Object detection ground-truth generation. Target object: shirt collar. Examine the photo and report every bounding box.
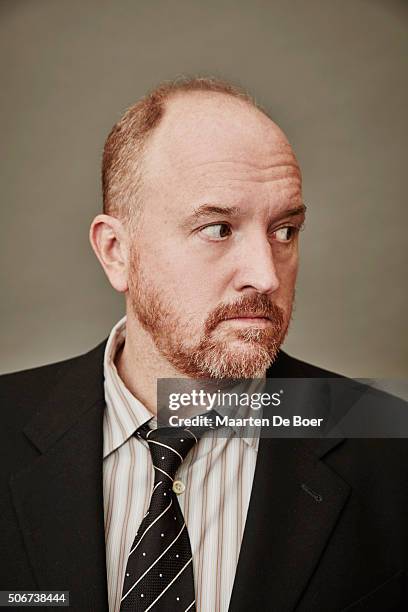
[103,316,154,458]
[103,316,259,458]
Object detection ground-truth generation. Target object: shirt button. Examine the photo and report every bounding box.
[172,480,185,495]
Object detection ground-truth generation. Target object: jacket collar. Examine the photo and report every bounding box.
[23,341,107,453]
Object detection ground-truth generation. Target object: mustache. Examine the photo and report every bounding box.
[205,294,285,334]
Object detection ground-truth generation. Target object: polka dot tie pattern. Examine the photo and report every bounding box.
[120,420,202,612]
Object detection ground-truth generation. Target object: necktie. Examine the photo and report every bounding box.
[120,418,210,612]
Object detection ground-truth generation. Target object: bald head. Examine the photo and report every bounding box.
[101,77,300,223]
[141,91,299,203]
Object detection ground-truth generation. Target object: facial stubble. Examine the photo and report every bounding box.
[128,250,291,378]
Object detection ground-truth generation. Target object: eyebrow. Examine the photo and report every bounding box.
[273,204,307,221]
[184,203,307,227]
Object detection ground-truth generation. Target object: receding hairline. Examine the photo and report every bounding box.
[151,88,281,133]
[146,89,289,152]
[101,77,280,221]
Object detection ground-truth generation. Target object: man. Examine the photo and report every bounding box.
[0,78,406,611]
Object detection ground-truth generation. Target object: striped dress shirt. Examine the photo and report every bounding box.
[103,317,259,612]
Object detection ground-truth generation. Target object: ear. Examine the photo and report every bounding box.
[89,214,129,292]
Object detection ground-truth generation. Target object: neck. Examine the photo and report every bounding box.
[115,313,189,415]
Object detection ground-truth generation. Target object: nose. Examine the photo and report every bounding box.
[232,234,280,295]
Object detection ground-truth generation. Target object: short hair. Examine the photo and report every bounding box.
[101,76,263,222]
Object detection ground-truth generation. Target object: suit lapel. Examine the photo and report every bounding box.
[229,352,350,612]
[228,436,350,612]
[9,342,109,612]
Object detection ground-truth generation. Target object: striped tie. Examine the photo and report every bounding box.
[120,419,208,612]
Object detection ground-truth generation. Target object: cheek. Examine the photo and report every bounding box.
[142,244,224,312]
[275,253,298,298]
[282,261,298,286]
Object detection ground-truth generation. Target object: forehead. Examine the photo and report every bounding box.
[140,92,301,205]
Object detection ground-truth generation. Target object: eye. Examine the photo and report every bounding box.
[199,223,231,240]
[272,226,298,243]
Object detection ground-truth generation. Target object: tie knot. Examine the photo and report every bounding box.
[136,422,198,481]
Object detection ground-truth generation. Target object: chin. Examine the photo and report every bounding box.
[196,342,277,380]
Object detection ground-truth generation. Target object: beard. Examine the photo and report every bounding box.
[128,252,291,379]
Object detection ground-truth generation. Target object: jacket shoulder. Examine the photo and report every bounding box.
[0,341,107,428]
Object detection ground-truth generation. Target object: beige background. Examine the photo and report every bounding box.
[0,0,406,377]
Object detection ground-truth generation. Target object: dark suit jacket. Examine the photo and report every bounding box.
[0,342,407,611]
